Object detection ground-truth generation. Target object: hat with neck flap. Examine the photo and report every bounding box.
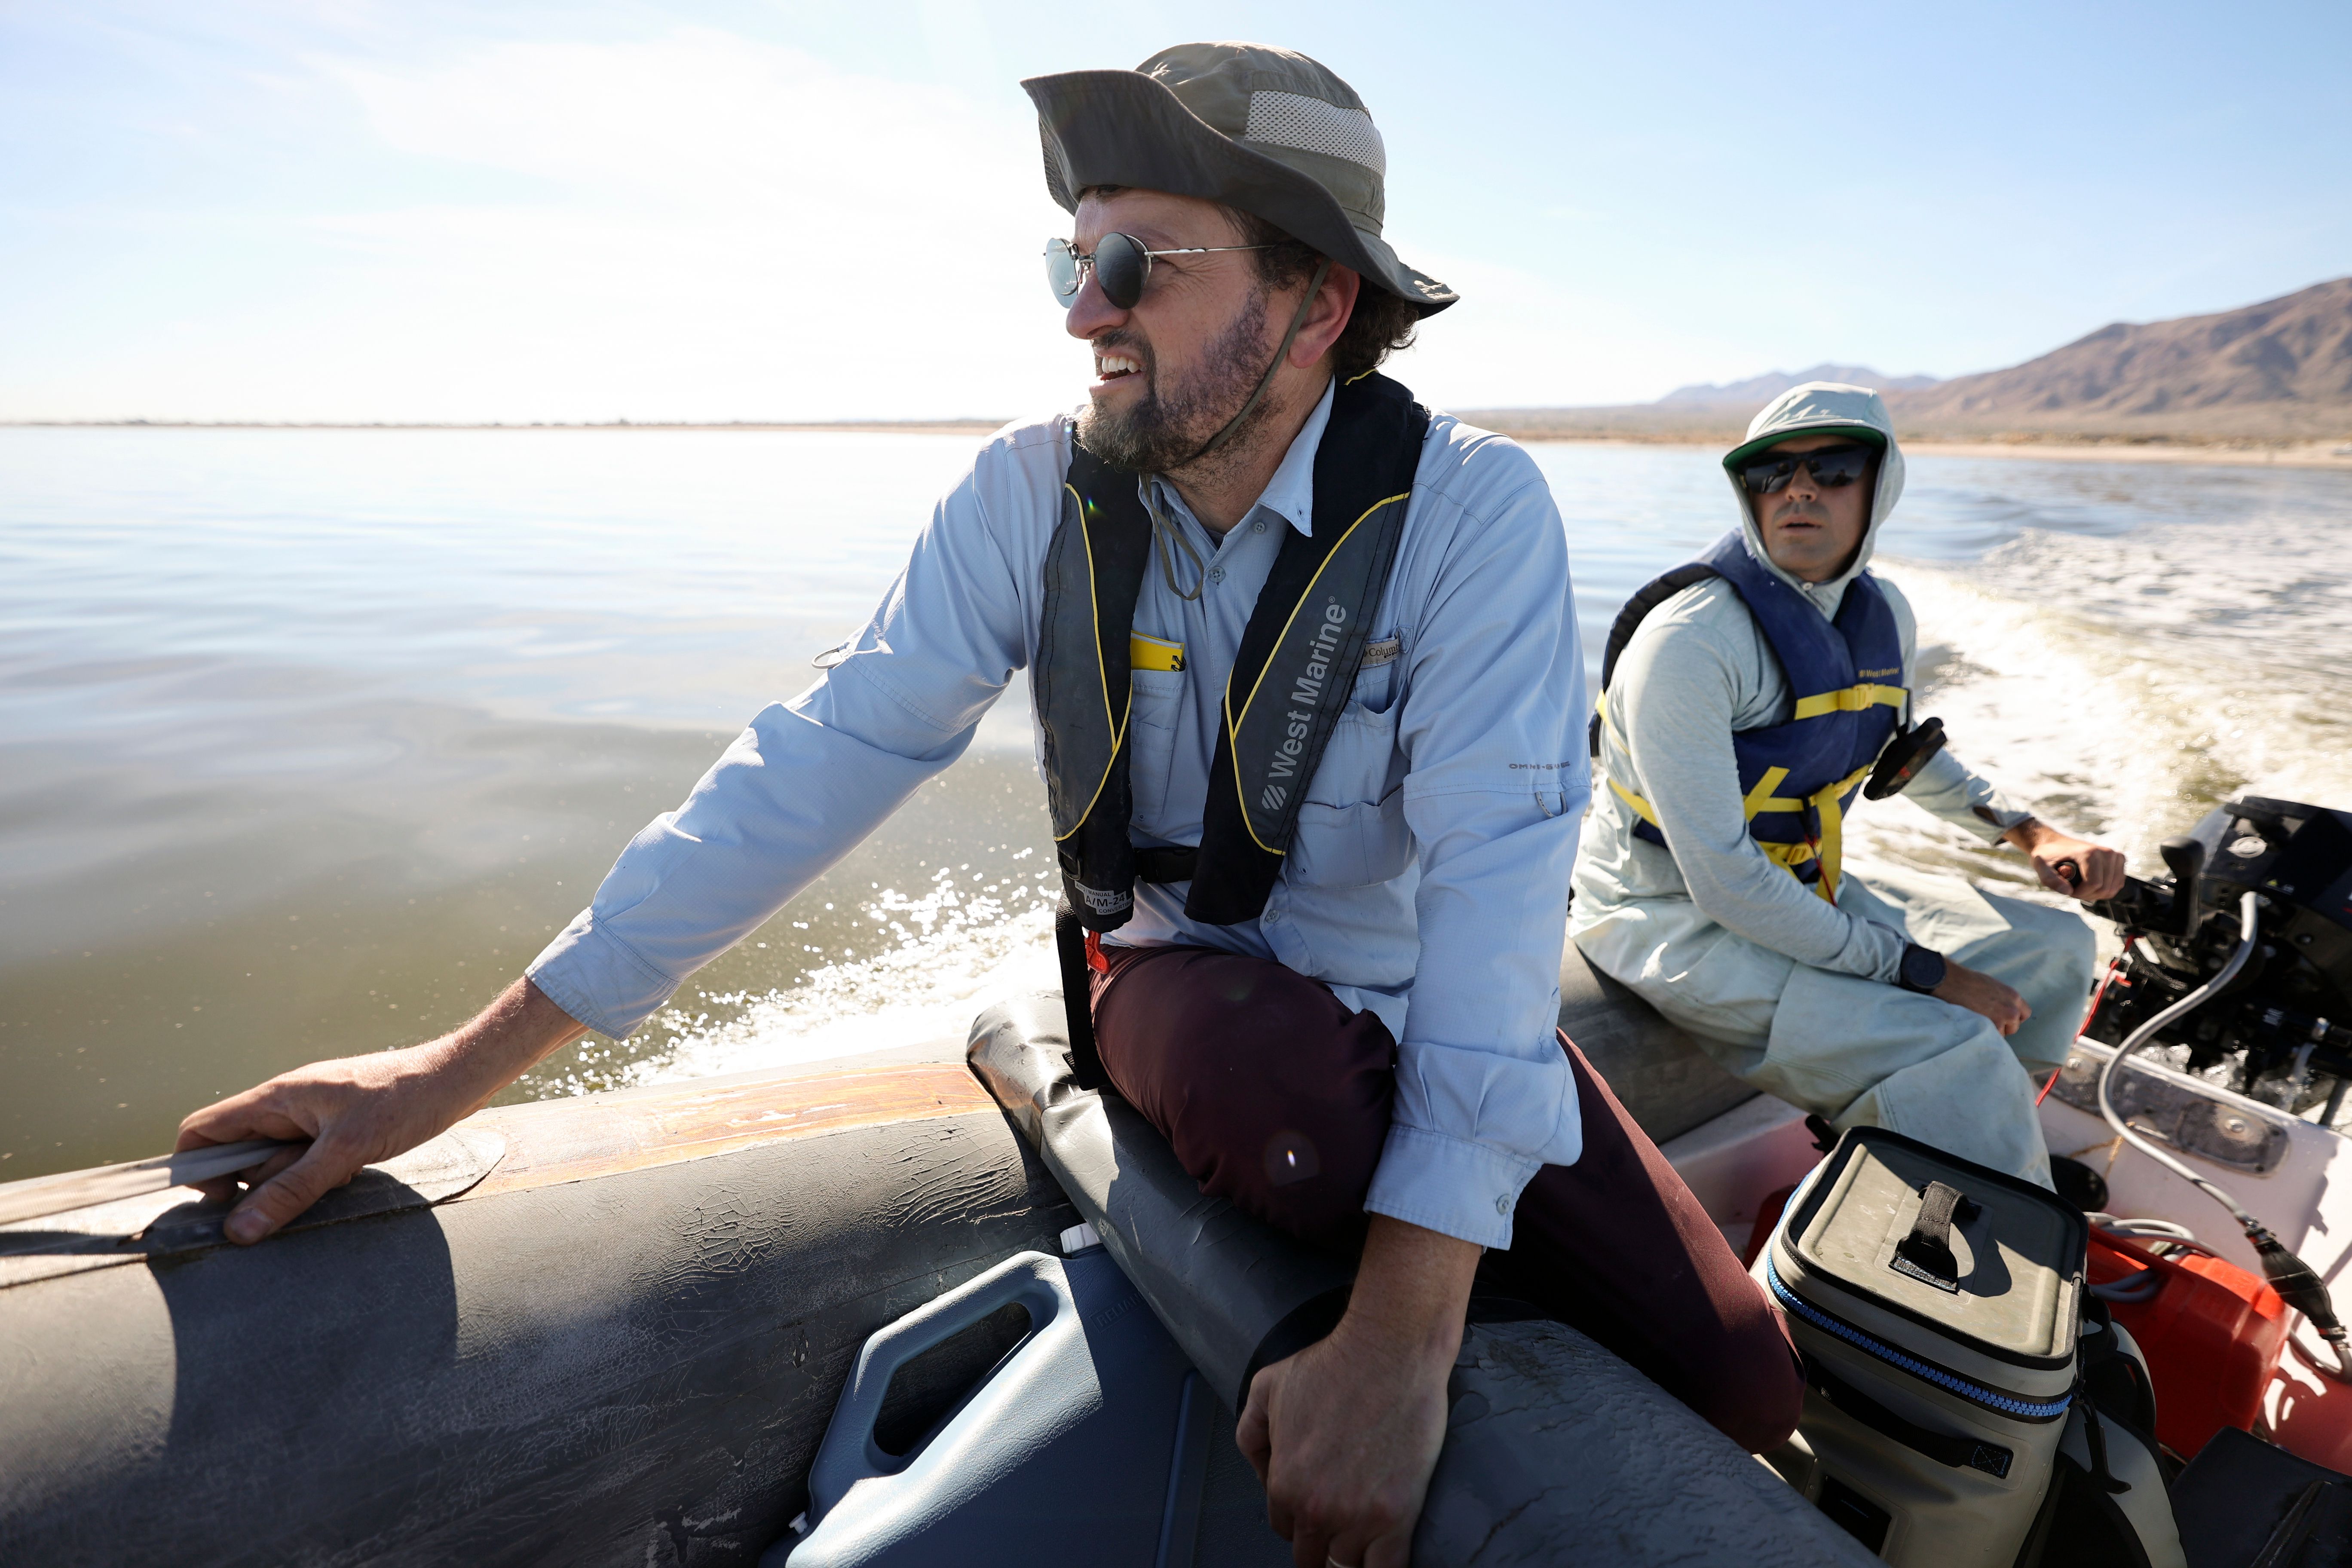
[1022,42,1456,316]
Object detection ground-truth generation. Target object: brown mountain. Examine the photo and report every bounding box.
[1885,276,2352,439]
[1660,364,1939,405]
[1465,276,2352,444]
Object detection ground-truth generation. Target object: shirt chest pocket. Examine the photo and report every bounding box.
[1289,660,1409,889]
[1125,667,1185,828]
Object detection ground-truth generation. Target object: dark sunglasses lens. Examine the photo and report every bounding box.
[1096,233,1148,309]
[1740,445,1872,493]
[1806,446,1871,487]
[1045,239,1081,305]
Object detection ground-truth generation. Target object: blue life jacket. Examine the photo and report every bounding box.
[1596,530,1906,903]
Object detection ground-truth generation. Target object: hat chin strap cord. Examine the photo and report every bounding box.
[1173,259,1332,472]
[2096,889,2352,1379]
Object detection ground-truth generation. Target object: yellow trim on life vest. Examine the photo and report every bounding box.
[1129,632,1185,673]
[1224,491,1411,856]
[1792,683,1907,721]
[1054,484,1133,844]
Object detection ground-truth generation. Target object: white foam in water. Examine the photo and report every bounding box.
[560,867,1060,1092]
[1878,520,2352,861]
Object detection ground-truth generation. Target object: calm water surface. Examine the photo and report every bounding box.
[5,427,2349,1176]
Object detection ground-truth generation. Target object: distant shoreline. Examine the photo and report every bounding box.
[0,418,1011,435]
[7,419,2348,471]
[1497,432,2352,472]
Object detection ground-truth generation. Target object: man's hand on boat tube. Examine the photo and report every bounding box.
[175,977,586,1243]
[1238,1215,1481,1568]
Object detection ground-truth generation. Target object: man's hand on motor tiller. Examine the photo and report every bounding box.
[1238,1214,1482,1568]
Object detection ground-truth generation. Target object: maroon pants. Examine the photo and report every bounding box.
[1092,942,1803,1453]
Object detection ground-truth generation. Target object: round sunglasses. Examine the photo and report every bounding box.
[1736,443,1874,495]
[1044,233,1274,311]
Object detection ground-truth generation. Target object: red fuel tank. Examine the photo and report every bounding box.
[2089,1228,2289,1459]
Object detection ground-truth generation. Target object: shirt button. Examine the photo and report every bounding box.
[1263,909,1283,925]
[1496,1194,1511,1216]
[1209,566,1225,584]
[1251,520,1266,533]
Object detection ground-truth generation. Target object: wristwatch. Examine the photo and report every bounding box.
[1896,943,1949,995]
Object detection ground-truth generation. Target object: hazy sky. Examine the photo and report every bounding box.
[6,0,2347,423]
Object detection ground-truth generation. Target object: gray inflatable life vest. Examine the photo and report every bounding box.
[1036,371,1429,931]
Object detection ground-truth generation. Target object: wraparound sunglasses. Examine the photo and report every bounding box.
[1044,233,1275,311]
[1736,443,1874,495]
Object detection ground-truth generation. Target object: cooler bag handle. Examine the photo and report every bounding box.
[1804,1354,2015,1480]
[1893,1180,1980,1291]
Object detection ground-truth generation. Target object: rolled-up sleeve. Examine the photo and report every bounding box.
[1365,452,1590,1250]
[528,439,1042,1037]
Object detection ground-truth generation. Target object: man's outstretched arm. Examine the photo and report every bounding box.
[175,977,586,1244]
[169,432,1051,1240]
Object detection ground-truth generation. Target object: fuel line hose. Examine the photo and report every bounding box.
[2095,889,2352,1379]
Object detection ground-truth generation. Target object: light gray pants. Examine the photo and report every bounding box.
[1586,868,2097,1188]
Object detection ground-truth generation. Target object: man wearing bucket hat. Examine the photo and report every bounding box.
[178,43,1803,1561]
[1571,383,2126,1191]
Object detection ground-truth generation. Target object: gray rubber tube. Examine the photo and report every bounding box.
[966,993,1876,1567]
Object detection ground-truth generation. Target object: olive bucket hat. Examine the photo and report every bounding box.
[1023,42,1457,316]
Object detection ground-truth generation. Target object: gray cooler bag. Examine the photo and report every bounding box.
[1755,1128,2085,1567]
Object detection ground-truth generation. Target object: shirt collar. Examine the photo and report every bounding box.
[1255,377,1334,539]
[1139,377,1332,540]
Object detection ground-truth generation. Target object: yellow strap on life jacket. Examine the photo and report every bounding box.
[1742,766,1801,818]
[1607,774,1661,827]
[1600,687,1882,903]
[1806,762,1877,903]
[1613,763,1874,904]
[1792,683,1907,721]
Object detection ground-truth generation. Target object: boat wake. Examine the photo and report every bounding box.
[1861,514,2352,900]
[551,861,1060,1094]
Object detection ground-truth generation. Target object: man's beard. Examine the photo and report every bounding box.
[1075,292,1275,476]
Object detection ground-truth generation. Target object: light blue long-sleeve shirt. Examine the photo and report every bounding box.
[528,380,1592,1249]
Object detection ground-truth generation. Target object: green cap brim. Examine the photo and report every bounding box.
[1721,423,1888,475]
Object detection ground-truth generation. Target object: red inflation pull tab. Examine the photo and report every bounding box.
[1084,930,1108,974]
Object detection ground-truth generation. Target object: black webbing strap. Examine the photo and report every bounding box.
[1804,1354,2014,1479]
[1054,897,1106,1091]
[1586,562,1722,757]
[1891,1180,1979,1292]
[1133,845,1198,885]
[1053,854,1193,1090]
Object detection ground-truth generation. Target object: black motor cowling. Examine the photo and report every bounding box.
[2082,796,2352,1108]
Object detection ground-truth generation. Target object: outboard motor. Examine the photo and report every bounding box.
[2078,795,2352,1379]
[2081,796,2352,1109]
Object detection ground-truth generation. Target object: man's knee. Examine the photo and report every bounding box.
[1090,946,1394,1244]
